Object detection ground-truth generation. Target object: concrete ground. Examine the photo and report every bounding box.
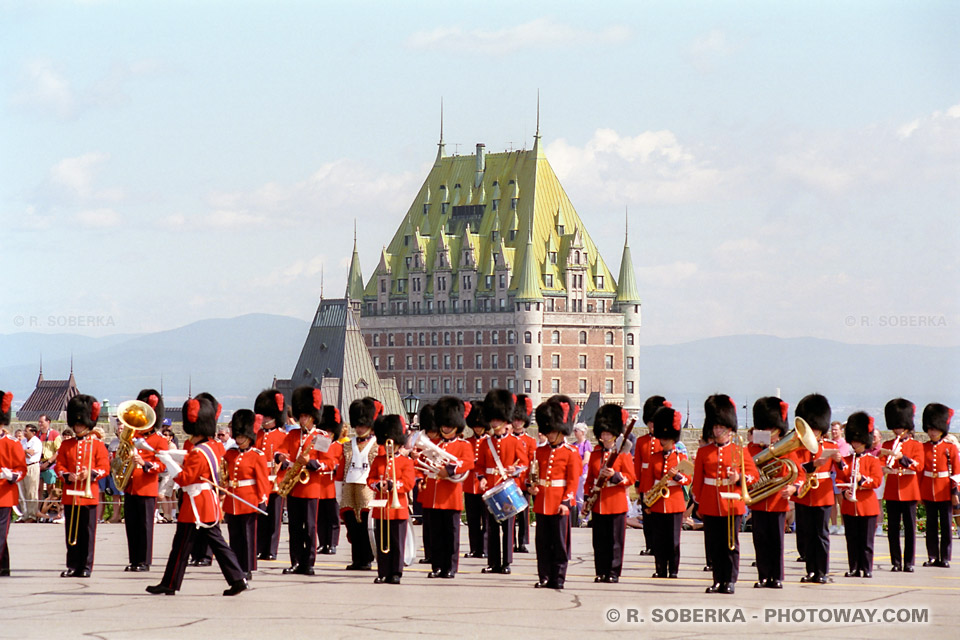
[2,520,958,639]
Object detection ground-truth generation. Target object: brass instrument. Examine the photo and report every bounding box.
[841,454,861,503]
[277,428,318,498]
[745,416,819,506]
[719,435,751,551]
[407,431,460,477]
[111,400,157,492]
[377,440,402,554]
[644,459,694,507]
[66,438,95,547]
[883,434,903,470]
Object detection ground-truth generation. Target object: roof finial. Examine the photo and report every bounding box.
[321,264,325,299]
[535,90,540,141]
[353,219,357,246]
[440,97,444,144]
[39,353,43,376]
[625,205,629,246]
[160,373,164,396]
[188,375,192,399]
[70,353,74,375]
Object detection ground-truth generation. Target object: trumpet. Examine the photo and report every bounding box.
[841,454,861,503]
[377,440,402,554]
[883,434,903,470]
[66,438,94,547]
[407,431,460,478]
[111,400,157,492]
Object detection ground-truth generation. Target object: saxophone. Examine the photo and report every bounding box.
[643,458,694,507]
[277,428,318,498]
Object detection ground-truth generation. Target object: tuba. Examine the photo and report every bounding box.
[111,400,157,492]
[745,416,819,506]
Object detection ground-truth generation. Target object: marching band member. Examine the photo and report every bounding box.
[530,395,581,590]
[223,410,271,579]
[692,394,759,595]
[122,389,169,573]
[414,404,437,565]
[792,394,837,584]
[0,390,27,577]
[583,404,636,583]
[275,386,328,576]
[316,405,344,556]
[477,390,527,575]
[56,395,109,578]
[832,412,882,578]
[462,400,489,559]
[919,403,959,568]
[147,393,247,596]
[634,396,669,556]
[646,405,690,579]
[339,396,383,571]
[368,414,415,584]
[254,388,287,561]
[187,392,222,568]
[419,396,474,579]
[880,398,923,572]
[746,397,803,589]
[512,394,537,553]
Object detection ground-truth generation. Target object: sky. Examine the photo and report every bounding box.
[2,0,958,348]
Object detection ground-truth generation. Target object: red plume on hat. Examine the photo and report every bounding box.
[570,403,580,423]
[524,396,533,415]
[187,399,200,423]
[254,414,263,431]
[91,401,101,422]
[559,402,570,424]
[146,394,159,409]
[663,401,672,409]
[216,404,222,421]
[275,393,284,412]
[399,414,408,432]
[673,411,682,431]
[373,400,384,419]
[948,408,955,426]
[333,407,342,424]
[1,392,12,414]
[463,401,472,419]
[512,393,517,405]
[780,401,789,422]
[312,389,323,410]
[621,408,630,426]
[729,397,736,409]
[868,416,875,432]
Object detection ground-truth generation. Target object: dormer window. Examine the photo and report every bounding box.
[405,256,411,268]
[404,235,410,246]
[511,198,517,210]
[492,199,499,211]
[509,229,516,241]
[558,224,565,235]
[423,203,429,215]
[442,202,449,214]
[595,275,604,288]
[492,230,499,242]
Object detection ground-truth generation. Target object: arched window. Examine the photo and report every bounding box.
[627,333,635,346]
[524,331,532,344]
[605,331,614,345]
[552,330,560,344]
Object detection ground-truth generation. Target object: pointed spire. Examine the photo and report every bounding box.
[615,208,642,305]
[37,354,44,385]
[320,264,325,299]
[533,90,544,159]
[513,209,543,302]
[435,98,445,166]
[160,374,164,396]
[188,376,192,399]
[346,225,365,301]
[70,353,74,375]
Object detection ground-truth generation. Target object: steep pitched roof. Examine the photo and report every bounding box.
[615,223,642,305]
[346,236,365,300]
[17,371,80,421]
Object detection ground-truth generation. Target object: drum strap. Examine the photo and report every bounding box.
[487,438,508,483]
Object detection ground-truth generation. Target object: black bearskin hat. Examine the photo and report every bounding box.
[845,411,875,447]
[292,386,323,425]
[374,414,406,445]
[884,398,915,433]
[434,396,467,435]
[593,403,629,440]
[546,394,579,432]
[642,395,669,425]
[465,400,486,434]
[704,394,738,432]
[254,388,285,426]
[922,403,954,436]
[67,394,101,429]
[796,394,831,433]
[0,389,12,427]
[320,405,344,440]
[652,406,683,442]
[536,398,574,437]
[513,394,533,426]
[349,396,381,431]
[419,403,436,434]
[482,389,516,426]
[230,409,257,442]
[753,396,789,436]
[183,393,219,437]
[136,388,164,432]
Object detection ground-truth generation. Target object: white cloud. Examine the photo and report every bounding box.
[49,152,123,202]
[76,208,121,227]
[10,59,75,117]
[688,29,739,73]
[406,18,629,55]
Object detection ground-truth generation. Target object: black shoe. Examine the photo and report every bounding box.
[282,565,301,574]
[844,570,861,577]
[595,576,604,582]
[345,563,372,571]
[223,579,248,596]
[189,558,212,567]
[651,572,665,579]
[258,553,277,561]
[753,581,765,588]
[904,565,915,572]
[124,564,137,572]
[638,549,653,556]
[318,545,336,555]
[515,546,529,553]
[668,573,678,579]
[0,569,10,577]
[126,563,149,572]
[862,571,872,578]
[534,580,548,588]
[604,575,619,583]
[245,572,253,581]
[703,564,713,572]
[923,560,936,567]
[937,561,951,568]
[440,571,455,579]
[374,577,386,584]
[481,566,500,574]
[814,575,830,584]
[386,575,401,584]
[60,569,90,578]
[420,558,433,564]
[145,584,176,595]
[766,579,783,589]
[891,563,902,572]
[800,574,814,583]
[500,566,511,575]
[427,570,440,578]
[295,567,315,576]
[705,583,720,593]
[751,561,757,567]
[718,583,735,594]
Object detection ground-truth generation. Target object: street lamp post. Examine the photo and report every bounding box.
[402,391,421,428]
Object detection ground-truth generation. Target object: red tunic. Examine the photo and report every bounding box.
[418,437,473,510]
[223,447,272,515]
[279,428,342,499]
[55,436,109,507]
[175,441,223,524]
[746,443,805,513]
[691,441,759,517]
[881,436,923,502]
[368,454,415,521]
[791,439,839,507]
[835,453,883,517]
[0,435,27,507]
[123,431,170,497]
[644,448,691,514]
[475,433,528,490]
[583,448,636,515]
[515,432,537,487]
[919,439,960,502]
[634,432,663,493]
[463,435,487,495]
[532,443,582,516]
[255,427,288,494]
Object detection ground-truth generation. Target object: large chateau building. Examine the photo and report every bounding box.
[347,127,643,410]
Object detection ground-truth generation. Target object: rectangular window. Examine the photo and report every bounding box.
[626,356,634,370]
[545,274,553,287]
[551,379,560,393]
[579,355,587,369]
[491,354,499,369]
[406,355,413,369]
[431,355,438,370]
[524,379,532,393]
[475,378,483,393]
[443,379,451,393]
[605,355,614,369]
[418,379,425,393]
[475,331,483,345]
[490,378,498,389]
[373,356,380,369]
[387,355,395,371]
[551,354,560,368]
[443,354,451,370]
[524,355,532,369]
[507,354,515,369]
[418,355,425,370]
[456,354,463,370]
[388,334,395,346]
[507,378,515,391]
[475,354,483,368]
[626,381,634,395]
[605,379,614,394]
[431,379,438,393]
[456,379,464,393]
[579,379,587,394]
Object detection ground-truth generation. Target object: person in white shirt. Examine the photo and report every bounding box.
[19,425,42,521]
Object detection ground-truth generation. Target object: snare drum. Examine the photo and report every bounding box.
[482,480,528,522]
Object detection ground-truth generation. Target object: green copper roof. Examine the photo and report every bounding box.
[346,238,365,300]
[615,233,642,305]
[513,216,543,302]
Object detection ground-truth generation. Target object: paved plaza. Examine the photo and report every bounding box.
[2,521,958,639]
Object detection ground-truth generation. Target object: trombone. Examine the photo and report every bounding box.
[66,438,94,547]
[377,439,402,554]
[719,434,750,551]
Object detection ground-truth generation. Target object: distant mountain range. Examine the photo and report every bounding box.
[2,315,957,425]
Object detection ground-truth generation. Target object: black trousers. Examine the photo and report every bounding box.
[158,522,245,590]
[343,509,374,566]
[0,506,12,573]
[886,499,917,567]
[316,498,339,548]
[794,503,807,560]
[123,494,156,567]
[535,512,572,587]
[374,519,406,580]
[515,491,532,547]
[640,503,653,552]
[646,511,681,576]
[427,508,461,574]
[420,506,434,562]
[226,513,258,574]
[286,496,318,570]
[751,510,785,582]
[257,493,283,558]
[591,512,626,578]
[795,504,831,577]
[703,514,740,585]
[924,500,953,563]
[464,493,487,556]
[485,510,515,569]
[842,514,876,573]
[64,504,97,573]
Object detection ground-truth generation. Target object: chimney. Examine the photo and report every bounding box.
[475,143,485,188]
